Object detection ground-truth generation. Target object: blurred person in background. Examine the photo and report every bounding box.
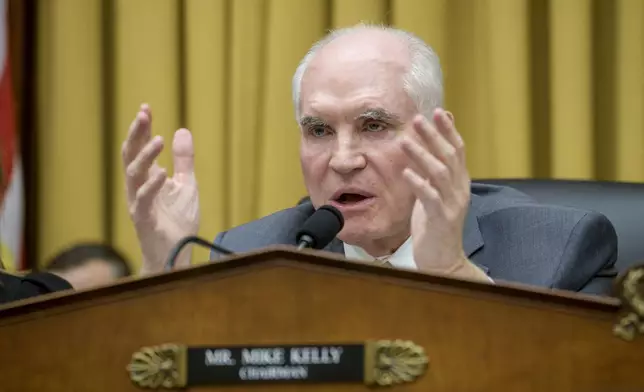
[45,242,132,290]
[0,242,131,305]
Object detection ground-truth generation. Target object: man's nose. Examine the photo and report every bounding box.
[329,136,366,175]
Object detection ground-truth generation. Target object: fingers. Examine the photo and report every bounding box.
[125,136,164,202]
[412,115,457,171]
[141,103,152,121]
[172,128,195,179]
[402,168,442,214]
[433,109,465,162]
[122,104,152,166]
[402,109,469,204]
[131,168,167,221]
[401,136,454,202]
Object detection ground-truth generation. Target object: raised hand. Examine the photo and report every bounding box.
[122,104,200,274]
[401,108,488,281]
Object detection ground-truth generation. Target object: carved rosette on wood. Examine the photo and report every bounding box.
[364,339,430,386]
[127,344,187,388]
[613,264,644,341]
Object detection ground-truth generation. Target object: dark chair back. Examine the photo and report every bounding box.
[477,179,644,273]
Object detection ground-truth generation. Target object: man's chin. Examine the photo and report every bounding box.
[337,225,379,247]
[337,214,411,251]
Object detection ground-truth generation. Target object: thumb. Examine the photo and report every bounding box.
[172,128,195,178]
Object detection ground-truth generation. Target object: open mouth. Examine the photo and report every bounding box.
[335,193,370,204]
[331,191,375,208]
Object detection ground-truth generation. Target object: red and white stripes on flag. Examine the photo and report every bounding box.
[0,0,24,272]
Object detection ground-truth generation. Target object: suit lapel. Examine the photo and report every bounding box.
[463,204,484,256]
[463,194,487,272]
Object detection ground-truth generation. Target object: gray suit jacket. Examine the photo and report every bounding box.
[214,183,618,295]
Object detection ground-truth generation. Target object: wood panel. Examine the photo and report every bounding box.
[0,248,642,391]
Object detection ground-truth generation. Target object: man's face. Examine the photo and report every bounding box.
[298,33,419,254]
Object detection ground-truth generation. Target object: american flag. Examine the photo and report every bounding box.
[0,0,24,272]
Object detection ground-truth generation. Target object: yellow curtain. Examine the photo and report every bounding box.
[34,0,644,270]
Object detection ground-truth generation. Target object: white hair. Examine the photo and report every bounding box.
[292,24,444,121]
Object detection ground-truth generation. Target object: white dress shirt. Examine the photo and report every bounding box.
[343,237,418,271]
[343,236,493,282]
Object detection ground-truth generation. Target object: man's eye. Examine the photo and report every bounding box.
[364,122,386,132]
[309,127,329,137]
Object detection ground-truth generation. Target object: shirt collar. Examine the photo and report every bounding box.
[343,237,417,271]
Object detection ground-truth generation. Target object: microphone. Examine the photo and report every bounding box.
[165,235,234,271]
[164,205,343,270]
[296,205,344,250]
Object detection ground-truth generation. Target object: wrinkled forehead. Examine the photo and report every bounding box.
[299,36,415,121]
[300,59,413,121]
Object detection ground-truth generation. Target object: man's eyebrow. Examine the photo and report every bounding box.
[300,116,327,128]
[356,108,402,124]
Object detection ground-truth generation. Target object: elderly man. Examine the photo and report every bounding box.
[121,25,617,294]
